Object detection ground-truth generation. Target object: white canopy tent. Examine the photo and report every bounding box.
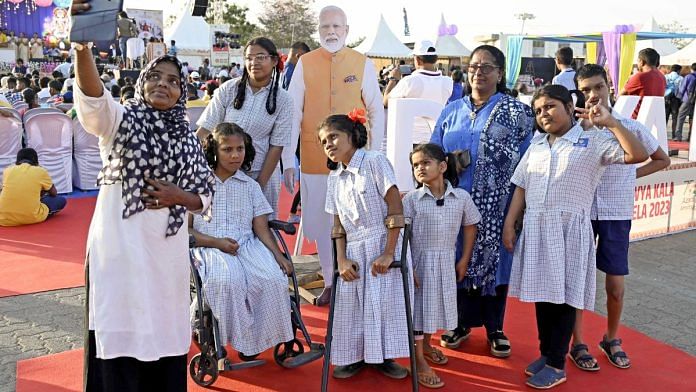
[164,0,211,67]
[354,14,412,59]
[661,38,696,65]
[634,17,679,56]
[434,15,471,58]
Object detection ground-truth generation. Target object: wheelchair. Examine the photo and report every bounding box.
[189,219,325,387]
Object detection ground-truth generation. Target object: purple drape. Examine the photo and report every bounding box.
[2,3,56,37]
[602,32,621,97]
[596,42,606,66]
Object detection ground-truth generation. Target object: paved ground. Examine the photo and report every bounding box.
[1,230,695,391]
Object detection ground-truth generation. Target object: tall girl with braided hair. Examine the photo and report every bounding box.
[196,37,292,219]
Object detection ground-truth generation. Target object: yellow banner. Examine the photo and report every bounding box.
[586,42,597,64]
[619,33,637,91]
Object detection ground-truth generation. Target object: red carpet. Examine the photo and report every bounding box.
[668,140,689,151]
[276,186,317,256]
[16,299,696,392]
[0,197,94,297]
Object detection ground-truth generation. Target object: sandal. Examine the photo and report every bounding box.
[599,336,631,369]
[424,347,448,365]
[440,327,471,349]
[526,366,566,389]
[488,331,511,358]
[417,370,445,389]
[568,343,600,371]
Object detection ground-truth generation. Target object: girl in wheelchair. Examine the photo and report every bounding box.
[189,122,294,358]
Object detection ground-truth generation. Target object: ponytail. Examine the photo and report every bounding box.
[410,143,459,188]
[443,152,460,188]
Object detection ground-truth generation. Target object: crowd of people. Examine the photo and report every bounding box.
[1,1,690,391]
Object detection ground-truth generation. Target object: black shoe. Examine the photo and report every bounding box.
[374,359,408,379]
[315,286,332,306]
[440,327,471,349]
[488,330,511,358]
[332,360,365,379]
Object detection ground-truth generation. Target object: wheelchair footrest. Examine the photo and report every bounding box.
[221,358,266,371]
[278,343,325,369]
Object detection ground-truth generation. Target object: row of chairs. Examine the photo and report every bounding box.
[0,107,100,193]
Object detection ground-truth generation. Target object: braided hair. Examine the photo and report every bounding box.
[203,122,256,172]
[233,37,282,115]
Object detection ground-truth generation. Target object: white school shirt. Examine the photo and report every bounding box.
[552,68,576,91]
[197,77,293,172]
[387,69,453,144]
[591,112,660,220]
[280,54,386,171]
[74,85,212,361]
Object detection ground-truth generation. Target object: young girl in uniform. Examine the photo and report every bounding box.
[502,85,648,389]
[189,122,294,360]
[320,109,412,381]
[403,143,480,389]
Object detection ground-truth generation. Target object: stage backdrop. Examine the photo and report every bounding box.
[127,9,164,41]
[1,2,56,37]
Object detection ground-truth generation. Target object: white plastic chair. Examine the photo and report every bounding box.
[187,106,206,131]
[0,114,23,186]
[23,107,64,123]
[72,118,102,190]
[23,112,73,193]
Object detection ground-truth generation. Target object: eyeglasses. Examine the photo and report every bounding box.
[145,72,180,88]
[468,63,500,75]
[244,54,274,63]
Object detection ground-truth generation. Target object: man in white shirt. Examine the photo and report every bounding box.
[383,40,453,145]
[54,59,72,79]
[280,5,384,308]
[552,46,576,91]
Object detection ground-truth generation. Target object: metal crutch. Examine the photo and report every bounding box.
[321,222,418,392]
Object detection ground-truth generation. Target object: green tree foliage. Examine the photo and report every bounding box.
[257,0,318,50]
[205,3,259,45]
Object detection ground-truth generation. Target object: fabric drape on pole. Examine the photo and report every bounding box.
[586,42,597,64]
[603,31,622,98]
[596,42,607,66]
[505,36,524,90]
[619,33,637,92]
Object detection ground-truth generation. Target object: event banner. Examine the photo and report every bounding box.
[631,163,696,240]
[127,8,164,41]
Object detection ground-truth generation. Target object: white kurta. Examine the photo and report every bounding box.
[75,86,211,361]
[325,149,413,366]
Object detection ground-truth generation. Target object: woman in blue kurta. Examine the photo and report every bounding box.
[431,45,535,358]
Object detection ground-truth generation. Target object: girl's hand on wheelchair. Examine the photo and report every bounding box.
[216,238,239,255]
[276,255,294,276]
[338,257,359,282]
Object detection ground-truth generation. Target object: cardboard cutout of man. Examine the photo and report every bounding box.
[281,5,385,305]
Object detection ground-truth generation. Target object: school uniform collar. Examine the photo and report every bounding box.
[216,170,251,184]
[533,123,584,145]
[412,69,442,77]
[333,148,366,176]
[416,181,458,200]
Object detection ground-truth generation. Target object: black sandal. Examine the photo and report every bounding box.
[599,336,631,369]
[440,327,471,349]
[569,343,600,371]
[488,331,511,358]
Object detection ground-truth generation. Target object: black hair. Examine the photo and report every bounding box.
[670,64,682,73]
[691,62,696,72]
[451,69,463,83]
[318,114,368,170]
[15,58,23,64]
[291,41,310,52]
[171,40,176,45]
[48,79,62,91]
[16,148,38,166]
[204,122,255,172]
[531,85,581,133]
[110,84,121,98]
[555,46,573,66]
[22,88,37,106]
[638,48,660,67]
[186,83,198,97]
[470,45,507,93]
[234,37,281,115]
[39,76,50,88]
[118,11,128,18]
[205,81,218,97]
[575,63,608,85]
[410,143,459,188]
[51,70,62,79]
[17,77,30,87]
[7,76,16,86]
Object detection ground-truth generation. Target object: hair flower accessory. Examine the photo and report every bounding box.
[347,108,367,124]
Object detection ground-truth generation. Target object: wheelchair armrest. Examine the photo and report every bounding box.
[269,220,297,235]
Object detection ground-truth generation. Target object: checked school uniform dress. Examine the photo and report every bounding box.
[325,149,414,366]
[403,182,481,334]
[509,124,626,310]
[192,171,293,355]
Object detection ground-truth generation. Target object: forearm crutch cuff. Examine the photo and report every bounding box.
[331,224,346,239]
[384,214,406,229]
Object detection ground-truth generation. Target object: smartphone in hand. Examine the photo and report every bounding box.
[70,0,124,42]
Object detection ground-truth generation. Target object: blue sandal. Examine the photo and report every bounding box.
[526,366,566,389]
[524,356,547,376]
[599,336,631,369]
[569,343,600,371]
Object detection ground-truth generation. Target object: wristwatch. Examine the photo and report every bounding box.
[388,77,399,81]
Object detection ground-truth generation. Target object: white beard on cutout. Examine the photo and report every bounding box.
[321,38,345,54]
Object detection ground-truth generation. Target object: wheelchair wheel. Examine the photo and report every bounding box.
[238,352,260,361]
[189,352,218,387]
[273,338,304,367]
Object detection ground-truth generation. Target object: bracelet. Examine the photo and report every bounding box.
[384,214,405,229]
[74,42,93,51]
[388,77,399,82]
